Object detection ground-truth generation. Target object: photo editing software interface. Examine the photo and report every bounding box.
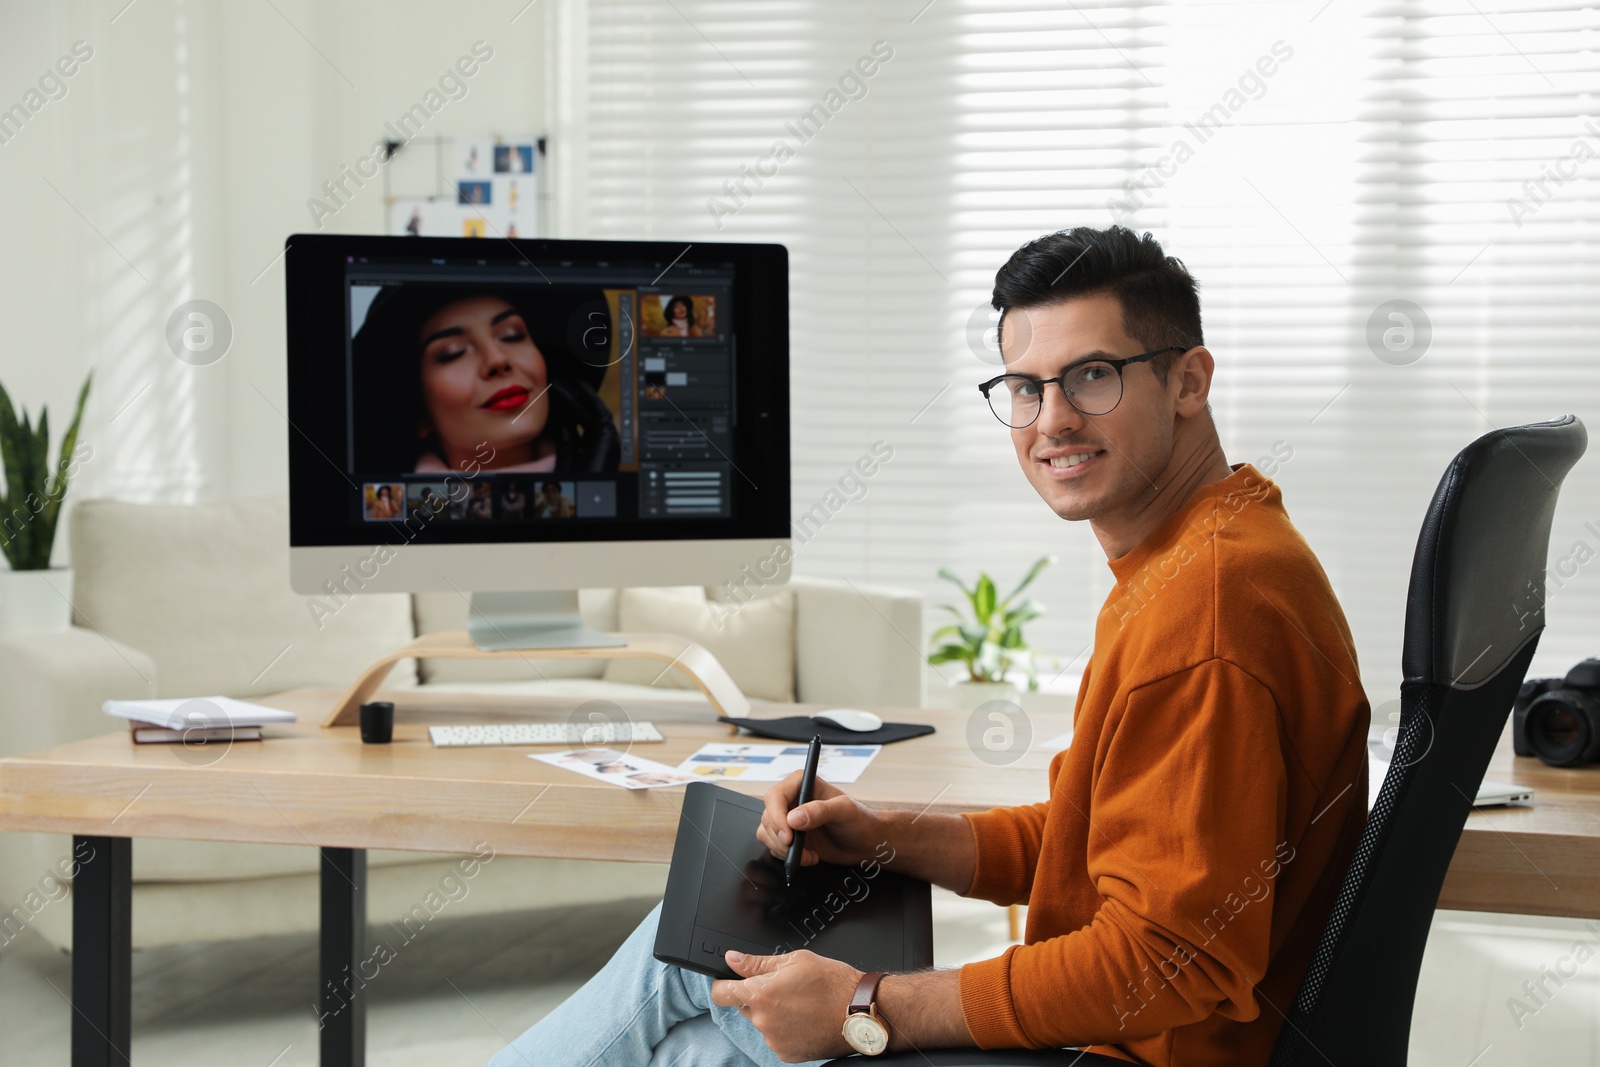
[343,254,738,531]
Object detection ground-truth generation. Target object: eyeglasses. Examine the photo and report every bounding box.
[978,346,1189,428]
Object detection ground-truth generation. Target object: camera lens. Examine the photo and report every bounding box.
[1526,690,1600,767]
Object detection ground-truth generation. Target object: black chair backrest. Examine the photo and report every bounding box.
[1269,415,1587,1067]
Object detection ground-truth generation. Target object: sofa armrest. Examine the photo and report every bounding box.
[791,578,924,708]
[0,626,157,757]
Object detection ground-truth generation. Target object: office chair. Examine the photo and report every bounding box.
[832,416,1586,1067]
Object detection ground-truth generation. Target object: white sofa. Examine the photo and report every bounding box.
[0,497,923,952]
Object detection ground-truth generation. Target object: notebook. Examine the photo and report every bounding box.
[103,696,298,731]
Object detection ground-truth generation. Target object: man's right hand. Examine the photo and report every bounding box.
[755,769,979,893]
[756,771,885,869]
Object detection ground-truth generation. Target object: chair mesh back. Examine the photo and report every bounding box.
[1269,416,1585,1067]
[1277,684,1439,1022]
[1269,661,1534,1067]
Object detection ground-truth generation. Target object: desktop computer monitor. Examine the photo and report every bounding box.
[284,234,791,649]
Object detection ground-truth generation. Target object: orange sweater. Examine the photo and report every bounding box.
[957,464,1370,1066]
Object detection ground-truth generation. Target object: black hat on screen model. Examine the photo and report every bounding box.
[350,283,620,476]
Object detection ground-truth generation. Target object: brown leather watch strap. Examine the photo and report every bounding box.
[849,971,887,1015]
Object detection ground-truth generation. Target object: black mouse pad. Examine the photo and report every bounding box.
[654,782,933,979]
[717,715,935,746]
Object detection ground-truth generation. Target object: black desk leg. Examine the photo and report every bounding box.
[71,835,131,1067]
[319,847,367,1067]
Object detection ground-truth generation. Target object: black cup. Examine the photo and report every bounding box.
[359,701,395,744]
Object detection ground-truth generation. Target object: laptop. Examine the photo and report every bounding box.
[1366,736,1533,809]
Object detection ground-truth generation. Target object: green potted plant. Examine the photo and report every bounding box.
[0,373,92,634]
[928,554,1055,706]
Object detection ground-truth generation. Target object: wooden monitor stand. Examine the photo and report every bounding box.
[322,630,752,727]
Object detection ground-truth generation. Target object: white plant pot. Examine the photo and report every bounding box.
[0,567,74,635]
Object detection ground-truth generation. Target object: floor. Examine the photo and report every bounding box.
[1,894,1596,1065]
[1409,910,1600,1065]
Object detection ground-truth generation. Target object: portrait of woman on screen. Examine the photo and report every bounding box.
[352,284,621,476]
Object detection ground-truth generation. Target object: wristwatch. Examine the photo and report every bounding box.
[841,971,891,1056]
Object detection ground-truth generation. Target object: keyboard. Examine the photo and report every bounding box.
[428,722,665,747]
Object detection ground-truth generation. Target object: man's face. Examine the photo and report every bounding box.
[1000,292,1178,522]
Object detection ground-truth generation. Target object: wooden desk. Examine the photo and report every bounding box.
[1439,729,1600,920]
[6,690,1600,1065]
[0,689,1061,861]
[0,689,1063,1067]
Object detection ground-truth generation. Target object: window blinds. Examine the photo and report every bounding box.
[565,0,1600,702]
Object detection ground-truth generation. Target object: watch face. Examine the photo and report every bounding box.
[842,1012,889,1056]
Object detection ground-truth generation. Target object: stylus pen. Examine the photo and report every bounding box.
[785,735,823,888]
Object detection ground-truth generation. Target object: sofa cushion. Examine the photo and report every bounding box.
[601,585,795,702]
[70,497,417,698]
[790,577,925,707]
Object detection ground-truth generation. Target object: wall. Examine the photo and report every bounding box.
[0,0,548,562]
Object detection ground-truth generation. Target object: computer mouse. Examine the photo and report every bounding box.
[811,708,883,732]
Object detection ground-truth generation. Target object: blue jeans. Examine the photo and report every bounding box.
[488,902,833,1067]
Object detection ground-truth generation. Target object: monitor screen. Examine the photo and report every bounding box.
[284,235,789,561]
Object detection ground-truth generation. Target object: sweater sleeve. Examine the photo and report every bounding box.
[957,659,1289,1049]
[960,800,1051,905]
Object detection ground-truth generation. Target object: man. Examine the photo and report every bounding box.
[490,225,1369,1067]
[538,479,575,519]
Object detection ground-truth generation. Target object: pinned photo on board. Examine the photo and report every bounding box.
[494,144,535,174]
[389,198,461,238]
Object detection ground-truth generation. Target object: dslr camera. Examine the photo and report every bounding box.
[1514,658,1600,767]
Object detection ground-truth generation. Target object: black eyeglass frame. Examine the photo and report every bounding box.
[978,345,1190,427]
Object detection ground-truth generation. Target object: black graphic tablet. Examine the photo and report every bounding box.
[653,782,933,980]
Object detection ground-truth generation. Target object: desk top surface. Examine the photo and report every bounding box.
[0,689,1067,863]
[5,689,1600,917]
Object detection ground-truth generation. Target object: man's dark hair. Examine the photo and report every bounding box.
[992,225,1203,382]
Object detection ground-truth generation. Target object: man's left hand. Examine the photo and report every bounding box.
[710,948,859,1062]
